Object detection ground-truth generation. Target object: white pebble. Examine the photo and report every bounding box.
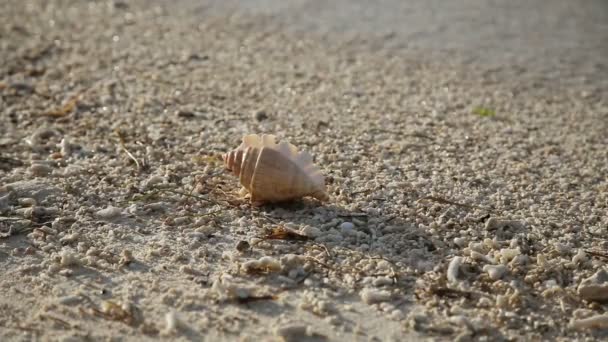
[483,264,507,280]
[340,221,355,235]
[57,295,82,305]
[571,314,608,330]
[578,269,608,301]
[447,256,463,283]
[299,225,321,238]
[163,310,186,334]
[60,251,81,267]
[572,250,587,264]
[59,138,72,156]
[274,324,312,341]
[360,288,391,304]
[497,248,521,263]
[453,237,467,247]
[143,175,165,190]
[95,206,123,219]
[30,163,52,176]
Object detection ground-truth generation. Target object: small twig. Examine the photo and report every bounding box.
[319,244,332,258]
[15,325,40,333]
[114,129,142,170]
[585,250,608,260]
[306,256,332,270]
[234,294,277,304]
[0,216,26,222]
[40,314,72,329]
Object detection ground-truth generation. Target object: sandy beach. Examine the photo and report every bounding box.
[1,1,607,341]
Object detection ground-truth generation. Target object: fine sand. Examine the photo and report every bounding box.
[1,1,607,341]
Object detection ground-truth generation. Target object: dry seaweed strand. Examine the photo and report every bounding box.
[39,314,72,329]
[90,301,139,326]
[585,250,608,260]
[234,294,278,304]
[114,129,144,171]
[263,226,310,241]
[45,94,79,118]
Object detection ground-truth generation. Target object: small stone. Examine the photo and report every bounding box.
[571,314,608,330]
[30,163,53,176]
[274,324,313,342]
[253,110,268,121]
[57,295,82,305]
[360,288,391,304]
[572,250,587,265]
[236,240,250,252]
[59,138,72,157]
[162,310,187,335]
[485,217,525,231]
[119,250,134,266]
[60,251,81,267]
[447,256,463,283]
[95,206,123,220]
[142,175,165,190]
[483,264,508,280]
[299,225,321,238]
[578,269,608,301]
[340,221,355,235]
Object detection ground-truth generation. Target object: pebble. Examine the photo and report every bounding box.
[58,138,72,157]
[235,240,250,252]
[340,221,355,235]
[571,314,608,330]
[372,277,394,287]
[163,310,187,335]
[274,324,312,342]
[253,110,269,121]
[447,256,463,283]
[572,250,587,265]
[29,163,53,176]
[95,206,123,219]
[0,192,12,213]
[484,217,525,231]
[60,251,81,267]
[143,175,165,190]
[241,256,281,273]
[57,295,83,305]
[578,269,608,301]
[483,264,508,280]
[497,248,521,263]
[360,288,391,304]
[299,225,321,238]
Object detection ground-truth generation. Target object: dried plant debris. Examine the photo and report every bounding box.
[44,95,79,118]
[90,301,143,327]
[472,106,496,117]
[263,226,310,242]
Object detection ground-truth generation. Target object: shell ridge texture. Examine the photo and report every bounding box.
[224,134,328,203]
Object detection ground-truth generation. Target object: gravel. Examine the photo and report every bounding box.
[1,0,607,341]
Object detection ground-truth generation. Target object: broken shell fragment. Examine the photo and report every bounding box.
[223,134,328,204]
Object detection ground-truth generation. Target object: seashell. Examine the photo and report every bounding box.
[223,134,329,204]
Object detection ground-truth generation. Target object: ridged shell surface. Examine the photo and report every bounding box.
[223,134,328,203]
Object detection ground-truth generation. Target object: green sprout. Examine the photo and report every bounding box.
[473,107,496,117]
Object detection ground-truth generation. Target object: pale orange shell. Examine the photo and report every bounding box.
[223,134,329,203]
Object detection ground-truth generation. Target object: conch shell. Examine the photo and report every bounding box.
[223,134,329,204]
